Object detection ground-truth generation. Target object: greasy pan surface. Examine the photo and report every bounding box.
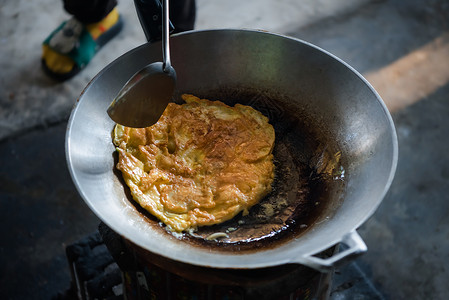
[121,88,344,249]
[66,29,397,269]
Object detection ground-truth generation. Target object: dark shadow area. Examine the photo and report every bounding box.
[357,81,449,299]
[0,123,100,299]
[287,0,449,74]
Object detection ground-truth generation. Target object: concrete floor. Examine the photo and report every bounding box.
[1,0,449,299]
[289,1,449,298]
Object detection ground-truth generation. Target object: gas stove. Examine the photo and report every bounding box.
[54,223,384,300]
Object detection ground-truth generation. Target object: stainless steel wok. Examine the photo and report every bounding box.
[66,29,398,272]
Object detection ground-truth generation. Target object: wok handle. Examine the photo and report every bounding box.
[300,230,367,273]
[134,0,174,43]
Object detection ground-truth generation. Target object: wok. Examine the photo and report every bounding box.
[66,29,398,272]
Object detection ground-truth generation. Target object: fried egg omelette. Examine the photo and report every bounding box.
[113,94,275,232]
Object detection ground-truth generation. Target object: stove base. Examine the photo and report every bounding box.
[55,224,384,300]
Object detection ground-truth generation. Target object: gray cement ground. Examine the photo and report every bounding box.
[1,0,449,299]
[0,0,370,141]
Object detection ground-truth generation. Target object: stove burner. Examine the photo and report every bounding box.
[54,231,123,299]
[54,223,384,300]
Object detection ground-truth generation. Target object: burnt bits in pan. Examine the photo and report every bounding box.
[172,88,346,251]
[121,88,346,252]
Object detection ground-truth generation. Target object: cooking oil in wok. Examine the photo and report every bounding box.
[178,117,347,251]
[126,91,347,252]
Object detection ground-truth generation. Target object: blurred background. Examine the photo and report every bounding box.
[1,0,448,299]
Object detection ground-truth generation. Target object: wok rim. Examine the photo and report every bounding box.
[66,28,398,270]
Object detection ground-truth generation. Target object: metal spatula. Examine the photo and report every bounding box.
[107,0,175,128]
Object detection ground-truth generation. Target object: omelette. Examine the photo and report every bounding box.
[113,94,275,232]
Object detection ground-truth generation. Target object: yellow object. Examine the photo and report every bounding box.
[42,8,120,75]
[113,94,275,232]
[42,44,75,73]
[86,8,120,40]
